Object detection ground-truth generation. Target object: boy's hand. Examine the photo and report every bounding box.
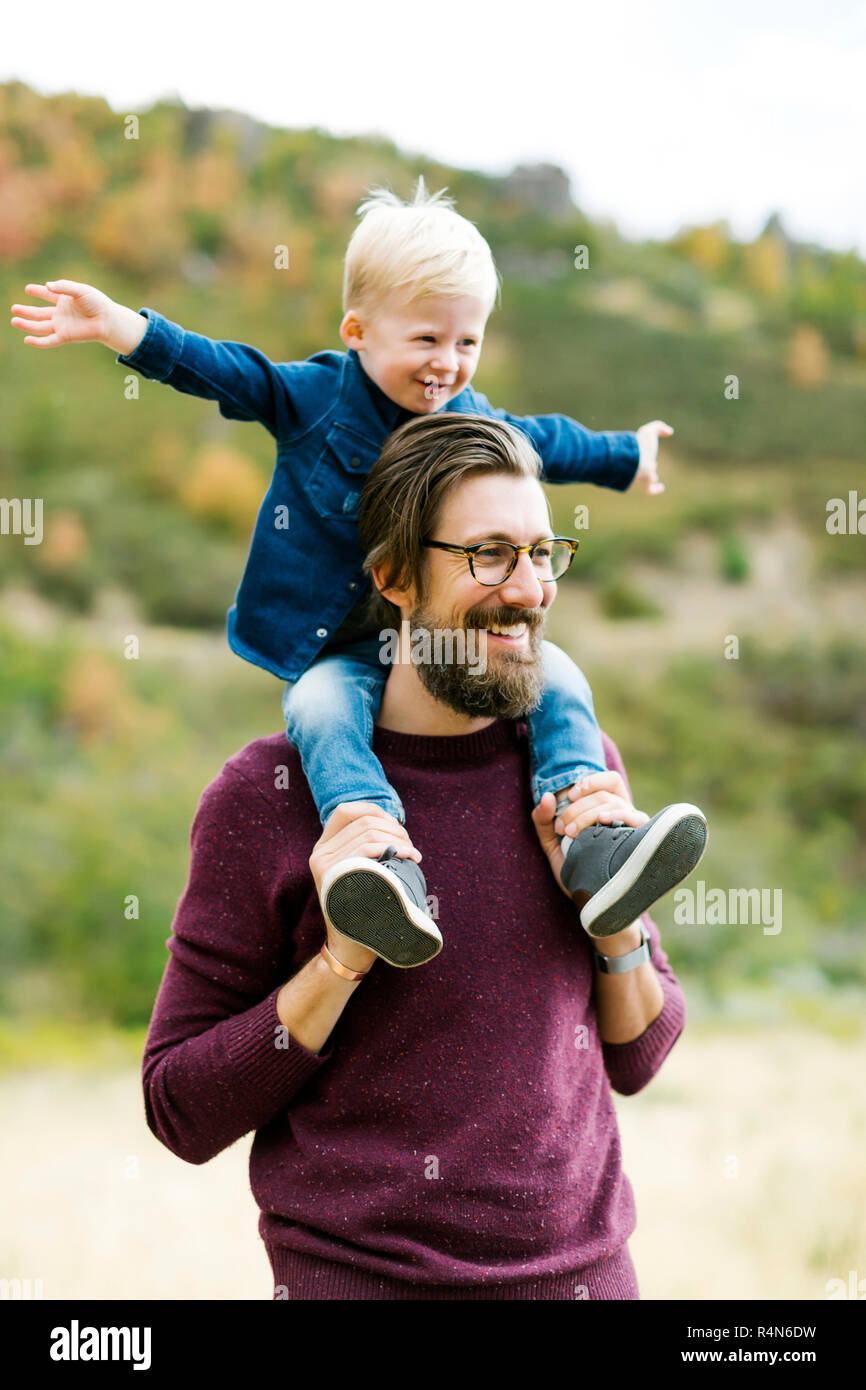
[531,773,648,900]
[10,280,118,349]
[633,420,674,496]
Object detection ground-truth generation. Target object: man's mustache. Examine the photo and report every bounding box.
[462,607,545,631]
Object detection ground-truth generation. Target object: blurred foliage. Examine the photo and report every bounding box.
[0,618,277,1026]
[1,620,863,1028]
[0,79,864,630]
[719,531,750,583]
[589,639,866,1009]
[599,577,664,619]
[0,81,863,1031]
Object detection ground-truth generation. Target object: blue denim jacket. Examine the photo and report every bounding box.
[117,309,640,681]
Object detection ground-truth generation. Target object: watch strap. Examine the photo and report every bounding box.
[593,923,652,974]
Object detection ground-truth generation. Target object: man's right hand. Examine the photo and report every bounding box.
[10,280,143,354]
[309,802,422,973]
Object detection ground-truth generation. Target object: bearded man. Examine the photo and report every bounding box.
[142,413,705,1301]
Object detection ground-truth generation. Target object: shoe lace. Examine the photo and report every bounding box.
[592,820,628,840]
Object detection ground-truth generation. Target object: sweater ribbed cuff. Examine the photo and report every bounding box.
[601,970,686,1094]
[222,985,335,1110]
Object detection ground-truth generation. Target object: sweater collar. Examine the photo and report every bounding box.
[371,717,526,767]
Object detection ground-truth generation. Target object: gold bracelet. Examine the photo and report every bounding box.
[319,941,370,981]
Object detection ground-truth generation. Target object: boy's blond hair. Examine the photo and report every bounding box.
[342,175,501,318]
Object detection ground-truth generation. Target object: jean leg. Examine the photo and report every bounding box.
[526,640,607,806]
[282,639,404,827]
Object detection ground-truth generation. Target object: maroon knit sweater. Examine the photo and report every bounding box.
[142,719,686,1300]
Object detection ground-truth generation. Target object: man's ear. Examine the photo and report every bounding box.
[370,562,413,614]
[339,311,364,351]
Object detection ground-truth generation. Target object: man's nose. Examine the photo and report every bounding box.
[495,551,547,607]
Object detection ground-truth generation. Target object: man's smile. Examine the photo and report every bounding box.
[483,622,528,646]
[463,610,544,652]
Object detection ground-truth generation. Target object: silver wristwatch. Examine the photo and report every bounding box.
[593,922,652,974]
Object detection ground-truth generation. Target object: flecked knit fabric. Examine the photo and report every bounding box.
[270,1242,639,1300]
[142,719,686,1300]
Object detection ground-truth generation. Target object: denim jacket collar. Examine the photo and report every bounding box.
[336,347,477,440]
[338,348,414,439]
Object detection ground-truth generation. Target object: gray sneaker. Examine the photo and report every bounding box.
[561,803,708,938]
[320,845,443,968]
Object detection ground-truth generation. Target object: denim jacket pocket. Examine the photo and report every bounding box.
[307,421,382,522]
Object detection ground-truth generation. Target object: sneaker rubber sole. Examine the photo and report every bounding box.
[580,803,708,939]
[321,857,443,968]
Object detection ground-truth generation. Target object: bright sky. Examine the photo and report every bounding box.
[4,0,865,255]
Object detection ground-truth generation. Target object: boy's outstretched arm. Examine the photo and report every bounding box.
[633,420,673,496]
[10,280,298,439]
[11,280,131,350]
[468,387,672,497]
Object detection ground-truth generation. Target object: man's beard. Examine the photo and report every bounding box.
[407,598,547,719]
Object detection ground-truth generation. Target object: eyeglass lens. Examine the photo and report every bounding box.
[472,540,573,584]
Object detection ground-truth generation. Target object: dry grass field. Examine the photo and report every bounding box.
[1,1021,864,1301]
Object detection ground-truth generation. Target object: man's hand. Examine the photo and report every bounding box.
[633,420,674,496]
[309,802,422,971]
[531,772,649,900]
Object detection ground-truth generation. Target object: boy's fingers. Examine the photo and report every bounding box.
[25,283,60,302]
[44,279,87,295]
[11,306,53,318]
[23,335,61,348]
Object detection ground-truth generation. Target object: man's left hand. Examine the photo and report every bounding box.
[531,772,649,900]
[633,420,673,496]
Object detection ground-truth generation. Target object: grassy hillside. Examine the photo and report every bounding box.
[1,80,864,1029]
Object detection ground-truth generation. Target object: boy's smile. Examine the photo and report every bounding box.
[339,290,489,414]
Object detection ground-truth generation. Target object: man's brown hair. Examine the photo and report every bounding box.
[358,412,544,628]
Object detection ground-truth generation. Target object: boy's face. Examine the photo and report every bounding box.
[339,290,489,413]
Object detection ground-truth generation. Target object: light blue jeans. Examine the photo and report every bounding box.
[282,635,606,828]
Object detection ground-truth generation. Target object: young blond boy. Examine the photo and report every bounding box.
[11,178,706,967]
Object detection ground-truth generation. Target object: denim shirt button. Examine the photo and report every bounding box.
[316,627,327,638]
[350,455,360,468]
[348,581,357,590]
